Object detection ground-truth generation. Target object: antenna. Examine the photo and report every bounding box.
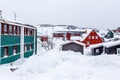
[13,12,17,21]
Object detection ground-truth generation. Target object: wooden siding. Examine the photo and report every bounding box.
[62,42,84,54]
[105,44,120,54]
[82,30,103,47]
[91,46,103,55]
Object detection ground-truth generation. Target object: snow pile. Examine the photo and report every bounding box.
[10,51,120,80]
[0,48,120,80]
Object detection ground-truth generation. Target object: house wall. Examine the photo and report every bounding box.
[0,22,37,64]
[1,35,21,63]
[92,46,103,55]
[62,42,84,54]
[82,30,103,47]
[105,44,120,54]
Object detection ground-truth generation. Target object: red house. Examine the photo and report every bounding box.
[113,27,120,34]
[81,29,103,47]
[53,30,85,40]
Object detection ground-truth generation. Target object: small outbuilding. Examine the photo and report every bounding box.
[103,40,120,54]
[62,41,85,54]
[89,43,103,55]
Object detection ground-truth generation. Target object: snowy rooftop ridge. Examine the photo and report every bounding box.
[103,40,120,48]
[0,18,36,28]
[61,41,85,46]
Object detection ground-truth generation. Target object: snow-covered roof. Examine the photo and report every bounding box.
[37,26,86,36]
[0,19,37,29]
[71,36,82,40]
[62,41,85,46]
[103,40,120,48]
[80,29,93,41]
[89,43,103,49]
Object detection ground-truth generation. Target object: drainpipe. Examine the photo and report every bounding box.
[33,29,36,55]
[0,22,1,63]
[20,26,24,60]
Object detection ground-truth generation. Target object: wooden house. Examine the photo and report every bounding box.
[89,44,103,55]
[103,40,120,54]
[81,29,103,47]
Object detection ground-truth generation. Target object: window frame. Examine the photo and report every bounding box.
[24,45,28,52]
[13,46,17,55]
[3,47,9,57]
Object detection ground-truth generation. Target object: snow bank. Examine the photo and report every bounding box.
[1,49,120,80]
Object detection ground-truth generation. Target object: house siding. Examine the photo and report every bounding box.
[91,46,103,55]
[62,42,84,54]
[0,22,37,64]
[82,30,103,47]
[105,44,120,54]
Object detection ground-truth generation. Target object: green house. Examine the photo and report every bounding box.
[0,19,37,64]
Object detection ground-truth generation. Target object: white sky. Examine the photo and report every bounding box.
[0,0,120,29]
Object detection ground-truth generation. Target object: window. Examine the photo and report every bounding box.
[29,29,34,36]
[24,28,29,36]
[13,46,17,55]
[30,44,33,51]
[24,45,28,52]
[13,26,16,35]
[88,36,91,39]
[92,36,94,39]
[96,36,98,39]
[96,49,99,53]
[4,24,8,34]
[9,25,12,35]
[3,47,9,57]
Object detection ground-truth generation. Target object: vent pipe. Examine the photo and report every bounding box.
[0,10,2,19]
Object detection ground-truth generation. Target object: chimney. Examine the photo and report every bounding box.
[0,10,2,19]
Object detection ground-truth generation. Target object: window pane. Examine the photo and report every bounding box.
[9,25,12,35]
[4,47,8,57]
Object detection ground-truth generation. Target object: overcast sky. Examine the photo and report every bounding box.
[0,0,120,29]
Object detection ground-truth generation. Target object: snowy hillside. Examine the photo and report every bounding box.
[0,42,120,80]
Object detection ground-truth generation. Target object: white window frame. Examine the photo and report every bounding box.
[9,25,12,35]
[117,48,120,54]
[96,36,98,39]
[13,46,17,55]
[4,47,8,58]
[24,45,28,52]
[96,49,99,53]
[92,36,94,39]
[88,36,91,39]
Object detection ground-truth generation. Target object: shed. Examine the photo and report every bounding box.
[89,43,103,55]
[62,41,85,54]
[103,40,120,54]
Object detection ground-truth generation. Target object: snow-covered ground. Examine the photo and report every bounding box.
[0,40,120,80]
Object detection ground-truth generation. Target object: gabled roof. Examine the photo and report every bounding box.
[80,29,93,41]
